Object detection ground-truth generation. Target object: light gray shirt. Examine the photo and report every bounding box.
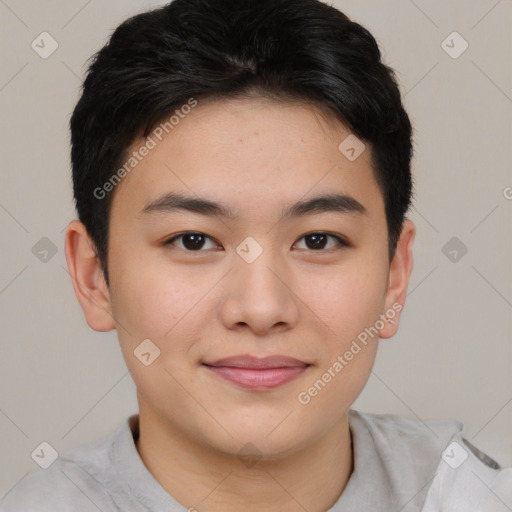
[1,409,510,511]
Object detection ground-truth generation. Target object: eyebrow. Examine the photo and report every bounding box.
[140,192,366,221]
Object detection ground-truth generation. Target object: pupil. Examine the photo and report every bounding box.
[307,234,327,250]
[183,234,204,250]
[181,234,328,251]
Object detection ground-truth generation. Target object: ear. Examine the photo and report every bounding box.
[379,219,415,339]
[64,220,115,332]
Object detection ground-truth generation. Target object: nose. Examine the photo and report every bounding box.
[218,247,300,336]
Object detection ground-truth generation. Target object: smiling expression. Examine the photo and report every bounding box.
[99,95,410,458]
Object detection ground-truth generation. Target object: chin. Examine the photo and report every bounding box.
[206,417,316,461]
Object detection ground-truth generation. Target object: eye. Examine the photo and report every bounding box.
[294,232,349,251]
[163,231,349,253]
[163,232,220,251]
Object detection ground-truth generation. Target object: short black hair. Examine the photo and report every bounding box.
[70,0,413,285]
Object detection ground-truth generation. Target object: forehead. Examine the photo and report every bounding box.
[110,97,384,222]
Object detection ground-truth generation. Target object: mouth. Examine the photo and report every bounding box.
[202,355,311,390]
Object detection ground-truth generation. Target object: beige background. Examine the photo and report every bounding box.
[1,0,511,496]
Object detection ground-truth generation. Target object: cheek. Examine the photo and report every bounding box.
[110,258,210,396]
[301,259,388,350]
[294,265,386,421]
[109,251,211,340]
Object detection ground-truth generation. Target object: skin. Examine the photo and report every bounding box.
[65,96,415,512]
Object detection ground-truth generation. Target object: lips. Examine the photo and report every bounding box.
[202,355,310,390]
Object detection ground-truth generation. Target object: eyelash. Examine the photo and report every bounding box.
[162,231,350,253]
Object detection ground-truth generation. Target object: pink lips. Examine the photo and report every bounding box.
[203,355,310,390]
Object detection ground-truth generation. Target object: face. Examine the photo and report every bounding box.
[69,96,414,459]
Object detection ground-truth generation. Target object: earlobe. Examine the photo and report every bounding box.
[64,220,116,332]
[379,219,416,339]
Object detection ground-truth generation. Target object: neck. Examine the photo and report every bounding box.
[135,401,353,512]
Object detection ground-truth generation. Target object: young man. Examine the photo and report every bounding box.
[2,0,511,510]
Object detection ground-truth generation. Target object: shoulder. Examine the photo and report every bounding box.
[0,457,114,512]
[348,408,463,455]
[346,409,464,507]
[349,409,512,511]
[0,419,133,512]
[422,432,512,511]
